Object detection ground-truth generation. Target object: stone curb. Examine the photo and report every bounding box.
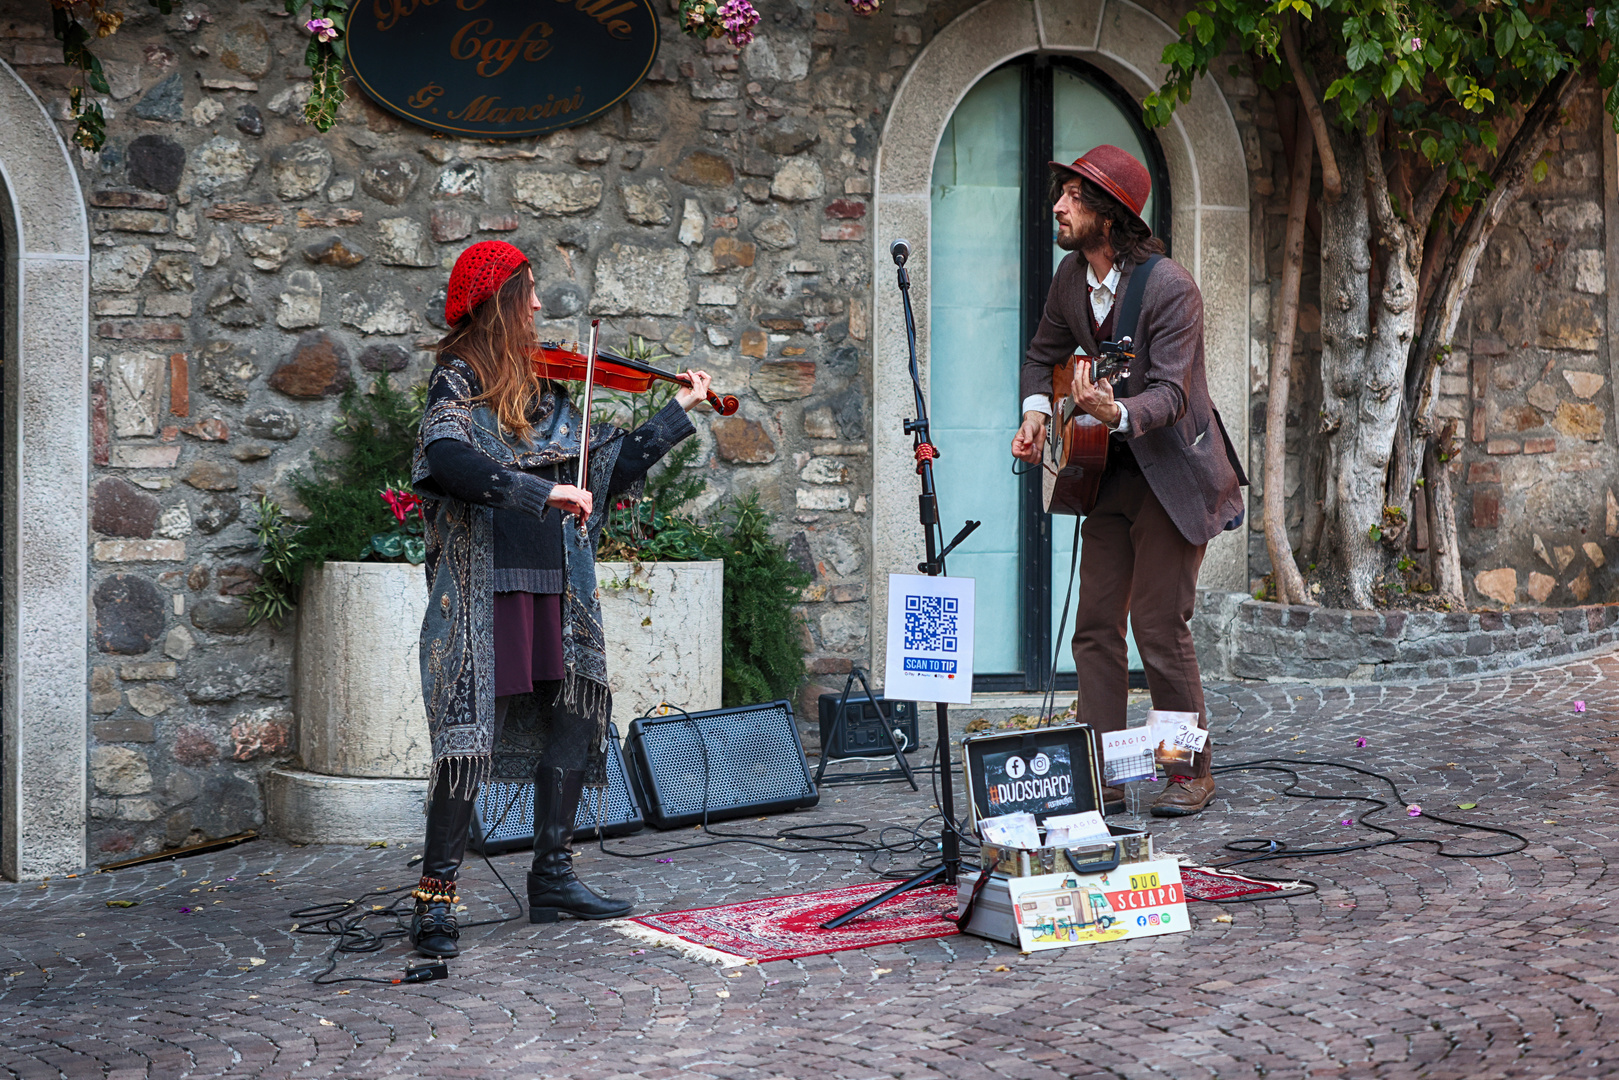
[1191,589,1619,683]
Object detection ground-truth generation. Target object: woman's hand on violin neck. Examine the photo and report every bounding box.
[547,484,593,519]
[674,369,712,411]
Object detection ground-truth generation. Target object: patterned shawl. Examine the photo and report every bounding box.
[411,357,624,794]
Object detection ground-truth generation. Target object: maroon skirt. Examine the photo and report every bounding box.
[492,591,566,696]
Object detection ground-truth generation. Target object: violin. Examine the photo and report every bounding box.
[532,340,739,416]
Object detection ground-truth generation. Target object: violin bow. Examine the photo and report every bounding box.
[573,319,600,533]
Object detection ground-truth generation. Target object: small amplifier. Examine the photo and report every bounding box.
[625,700,819,829]
[469,723,644,854]
[818,692,920,760]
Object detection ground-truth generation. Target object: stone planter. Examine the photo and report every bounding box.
[265,561,431,844]
[265,558,724,843]
[596,560,724,721]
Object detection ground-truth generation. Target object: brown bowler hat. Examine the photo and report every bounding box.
[1050,145,1152,233]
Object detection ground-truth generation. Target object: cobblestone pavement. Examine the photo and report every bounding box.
[5,652,1619,1079]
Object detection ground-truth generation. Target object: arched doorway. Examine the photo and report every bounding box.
[869,0,1251,685]
[929,55,1170,689]
[0,60,91,879]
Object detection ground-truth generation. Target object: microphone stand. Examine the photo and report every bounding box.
[821,243,980,930]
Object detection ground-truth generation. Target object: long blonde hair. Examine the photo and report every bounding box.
[434,264,542,442]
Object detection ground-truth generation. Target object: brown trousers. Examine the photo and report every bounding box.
[1071,466,1212,777]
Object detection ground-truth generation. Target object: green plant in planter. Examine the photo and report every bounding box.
[246,374,426,627]
[703,494,810,708]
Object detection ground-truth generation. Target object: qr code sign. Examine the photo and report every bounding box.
[904,595,958,652]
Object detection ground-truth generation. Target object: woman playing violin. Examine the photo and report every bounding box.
[408,241,710,958]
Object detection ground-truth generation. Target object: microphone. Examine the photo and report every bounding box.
[890,238,910,266]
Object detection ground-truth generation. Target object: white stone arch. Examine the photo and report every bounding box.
[869,0,1250,676]
[0,60,90,879]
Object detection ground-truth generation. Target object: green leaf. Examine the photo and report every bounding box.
[1495,21,1515,56]
[1381,65,1402,98]
[1531,158,1549,183]
[1456,803,1476,810]
[403,537,426,565]
[1420,135,1438,161]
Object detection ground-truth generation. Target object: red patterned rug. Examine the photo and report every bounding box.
[612,881,960,966]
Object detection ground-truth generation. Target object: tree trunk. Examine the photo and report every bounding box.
[1263,102,1315,606]
[1316,135,1376,607]
[1424,428,1465,604]
[1318,127,1422,609]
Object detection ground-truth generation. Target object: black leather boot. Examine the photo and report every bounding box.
[527,766,633,922]
[409,773,478,958]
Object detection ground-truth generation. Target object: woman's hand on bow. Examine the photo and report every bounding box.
[674,369,712,412]
[547,484,593,519]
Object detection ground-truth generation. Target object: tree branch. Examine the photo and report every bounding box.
[1361,123,1407,255]
[1263,101,1317,607]
[1410,66,1585,432]
[1281,15,1343,200]
[1412,167,1451,237]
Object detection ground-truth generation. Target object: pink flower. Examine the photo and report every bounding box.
[1341,819,1353,826]
[381,487,423,523]
[1407,804,1422,817]
[306,17,339,43]
[1355,736,1367,748]
[1574,701,1586,713]
[1408,36,1422,50]
[716,0,758,47]
[1588,8,1597,27]
[849,0,879,13]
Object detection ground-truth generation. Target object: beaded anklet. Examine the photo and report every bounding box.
[412,875,458,905]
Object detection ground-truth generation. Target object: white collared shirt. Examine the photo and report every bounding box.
[1022,261,1128,433]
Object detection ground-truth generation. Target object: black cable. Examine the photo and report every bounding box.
[592,708,979,879]
[1203,758,1529,875]
[290,843,525,985]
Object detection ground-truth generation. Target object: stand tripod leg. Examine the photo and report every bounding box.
[813,670,861,788]
[820,863,947,930]
[853,667,918,792]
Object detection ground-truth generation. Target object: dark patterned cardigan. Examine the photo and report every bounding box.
[411,357,695,792]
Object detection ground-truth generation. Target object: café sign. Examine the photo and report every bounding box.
[346,0,660,139]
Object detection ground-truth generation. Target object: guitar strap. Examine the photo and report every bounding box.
[1111,253,1162,359]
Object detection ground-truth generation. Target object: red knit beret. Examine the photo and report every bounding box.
[445,241,530,326]
[1050,145,1152,233]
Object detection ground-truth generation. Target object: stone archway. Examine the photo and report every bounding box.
[868,0,1251,676]
[0,60,90,879]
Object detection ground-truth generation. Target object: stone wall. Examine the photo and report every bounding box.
[1244,84,1619,610]
[2,0,987,861]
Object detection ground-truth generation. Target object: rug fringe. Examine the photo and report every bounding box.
[608,919,756,968]
[1185,864,1304,892]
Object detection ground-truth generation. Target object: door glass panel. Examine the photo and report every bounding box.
[929,65,1022,674]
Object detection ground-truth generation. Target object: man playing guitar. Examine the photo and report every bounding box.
[1010,146,1246,818]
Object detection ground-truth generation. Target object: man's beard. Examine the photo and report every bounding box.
[1055,212,1107,253]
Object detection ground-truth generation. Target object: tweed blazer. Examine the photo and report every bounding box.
[1021,252,1248,547]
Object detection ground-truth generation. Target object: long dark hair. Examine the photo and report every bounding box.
[1049,170,1166,264]
[434,264,541,442]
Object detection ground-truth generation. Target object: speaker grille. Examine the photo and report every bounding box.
[627,701,818,828]
[470,722,643,852]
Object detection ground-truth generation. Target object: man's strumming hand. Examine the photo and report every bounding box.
[1011,411,1047,464]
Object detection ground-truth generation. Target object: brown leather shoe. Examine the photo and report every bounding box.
[1100,784,1126,815]
[1151,775,1214,817]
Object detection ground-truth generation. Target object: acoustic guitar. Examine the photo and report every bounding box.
[1041,343,1133,516]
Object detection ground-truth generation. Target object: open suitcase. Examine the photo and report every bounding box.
[955,724,1187,949]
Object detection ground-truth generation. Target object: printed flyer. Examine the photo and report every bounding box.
[1005,857,1189,951]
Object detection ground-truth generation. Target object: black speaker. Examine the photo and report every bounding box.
[624,701,819,829]
[469,723,644,854]
[817,691,920,759]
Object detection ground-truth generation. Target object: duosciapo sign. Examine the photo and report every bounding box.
[346,0,660,139]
